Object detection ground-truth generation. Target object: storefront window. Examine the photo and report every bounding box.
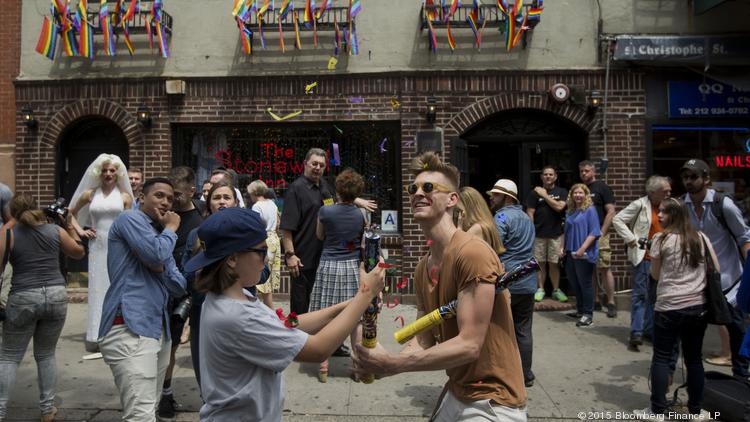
[172,122,402,226]
[652,125,750,202]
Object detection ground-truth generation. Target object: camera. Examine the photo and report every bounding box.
[44,197,68,222]
[637,237,652,250]
[172,296,192,321]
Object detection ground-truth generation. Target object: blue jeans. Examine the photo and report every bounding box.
[566,255,595,317]
[650,305,707,414]
[631,260,654,338]
[510,294,535,383]
[0,285,67,418]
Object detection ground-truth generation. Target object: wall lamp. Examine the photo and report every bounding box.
[21,105,38,129]
[137,105,152,128]
[426,96,437,124]
[588,90,602,114]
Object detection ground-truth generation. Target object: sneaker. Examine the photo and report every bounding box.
[629,334,643,347]
[566,311,582,319]
[534,288,545,302]
[524,377,535,387]
[576,315,593,327]
[41,407,58,422]
[606,303,617,318]
[157,394,178,421]
[551,289,568,302]
[634,407,660,420]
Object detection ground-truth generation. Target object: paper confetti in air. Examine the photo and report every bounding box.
[305,81,318,94]
[390,97,401,110]
[377,262,396,269]
[327,56,338,70]
[426,239,433,246]
[267,107,303,121]
[386,295,400,309]
[379,137,388,153]
[404,139,415,147]
[396,276,408,289]
[334,125,344,134]
[348,96,364,104]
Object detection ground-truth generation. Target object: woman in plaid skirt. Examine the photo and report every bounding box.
[309,169,367,382]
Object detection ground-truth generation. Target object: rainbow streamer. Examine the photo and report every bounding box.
[333,12,340,55]
[52,0,78,57]
[119,0,135,54]
[446,21,455,51]
[77,0,94,59]
[348,20,358,55]
[466,0,482,48]
[35,16,59,60]
[100,0,115,55]
[258,19,265,49]
[426,18,437,52]
[258,0,273,17]
[122,0,137,21]
[293,10,302,49]
[510,10,527,50]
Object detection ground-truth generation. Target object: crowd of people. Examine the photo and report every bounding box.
[0,150,748,421]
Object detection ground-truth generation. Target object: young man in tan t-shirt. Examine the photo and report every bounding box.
[354,151,527,421]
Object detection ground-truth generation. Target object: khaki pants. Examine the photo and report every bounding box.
[432,390,527,422]
[100,324,171,422]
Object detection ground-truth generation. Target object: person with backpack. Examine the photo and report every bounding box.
[680,159,750,379]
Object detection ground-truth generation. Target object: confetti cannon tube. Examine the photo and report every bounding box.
[360,230,381,384]
[394,258,540,345]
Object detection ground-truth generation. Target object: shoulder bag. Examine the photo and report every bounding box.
[702,235,732,325]
[0,229,10,321]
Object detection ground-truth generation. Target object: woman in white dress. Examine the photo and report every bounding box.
[69,154,133,352]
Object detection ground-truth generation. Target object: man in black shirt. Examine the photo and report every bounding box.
[280,148,376,337]
[579,160,617,318]
[158,166,205,420]
[526,166,568,303]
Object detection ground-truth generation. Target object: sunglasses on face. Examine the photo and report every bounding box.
[404,182,453,195]
[244,247,268,260]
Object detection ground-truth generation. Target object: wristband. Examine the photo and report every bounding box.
[284,251,296,260]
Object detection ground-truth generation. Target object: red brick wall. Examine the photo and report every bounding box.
[15,70,646,293]
[0,0,21,188]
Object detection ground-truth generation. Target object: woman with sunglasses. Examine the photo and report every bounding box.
[642,197,717,417]
[184,207,385,422]
[309,169,367,382]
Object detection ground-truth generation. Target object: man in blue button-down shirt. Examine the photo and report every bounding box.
[681,159,750,379]
[489,178,537,388]
[98,177,187,422]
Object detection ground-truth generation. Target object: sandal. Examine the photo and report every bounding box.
[704,356,732,367]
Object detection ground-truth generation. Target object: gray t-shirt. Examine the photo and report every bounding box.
[319,203,365,261]
[199,291,308,422]
[0,183,12,225]
[9,224,65,293]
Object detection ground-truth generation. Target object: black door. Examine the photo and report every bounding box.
[461,109,587,203]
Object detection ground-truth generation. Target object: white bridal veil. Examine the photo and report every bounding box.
[69,153,133,227]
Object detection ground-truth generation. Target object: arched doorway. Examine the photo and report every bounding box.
[56,117,129,276]
[57,117,129,200]
[456,108,588,200]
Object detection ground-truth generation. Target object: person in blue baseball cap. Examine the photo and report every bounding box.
[184,207,385,422]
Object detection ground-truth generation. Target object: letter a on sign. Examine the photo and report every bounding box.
[382,210,398,232]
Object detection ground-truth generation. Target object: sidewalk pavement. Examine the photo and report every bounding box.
[2,301,730,421]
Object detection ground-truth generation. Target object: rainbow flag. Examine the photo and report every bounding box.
[122,0,137,21]
[510,10,527,50]
[278,0,293,20]
[348,0,361,19]
[348,20,358,55]
[315,0,330,20]
[258,0,273,17]
[303,0,315,28]
[527,1,543,22]
[496,0,508,14]
[236,17,252,54]
[35,16,59,60]
[77,0,94,59]
[446,21,455,51]
[52,0,79,56]
[100,0,115,55]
